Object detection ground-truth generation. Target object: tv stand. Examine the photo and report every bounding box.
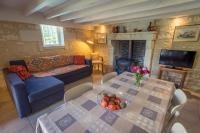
[159,66,188,89]
[165,66,183,70]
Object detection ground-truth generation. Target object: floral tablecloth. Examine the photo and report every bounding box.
[36,72,175,133]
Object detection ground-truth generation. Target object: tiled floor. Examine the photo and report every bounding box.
[0,71,200,133]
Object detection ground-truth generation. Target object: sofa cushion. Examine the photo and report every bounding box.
[54,66,92,86]
[9,65,32,80]
[74,55,85,65]
[25,57,53,72]
[25,76,64,103]
[42,55,74,68]
[25,55,74,73]
[32,65,88,77]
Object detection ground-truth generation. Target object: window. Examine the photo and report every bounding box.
[40,24,64,47]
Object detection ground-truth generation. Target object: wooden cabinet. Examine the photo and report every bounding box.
[159,67,188,89]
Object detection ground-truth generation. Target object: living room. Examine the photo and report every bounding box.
[0,0,200,133]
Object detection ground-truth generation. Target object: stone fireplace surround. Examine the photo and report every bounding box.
[107,32,157,71]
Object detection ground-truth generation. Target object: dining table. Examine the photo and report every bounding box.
[36,71,175,133]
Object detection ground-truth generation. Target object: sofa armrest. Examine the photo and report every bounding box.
[6,73,31,117]
[85,59,92,67]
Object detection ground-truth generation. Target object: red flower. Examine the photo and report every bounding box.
[130,65,150,75]
[140,70,145,74]
[130,66,139,72]
[142,67,150,74]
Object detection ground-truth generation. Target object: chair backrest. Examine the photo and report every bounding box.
[170,104,183,123]
[91,53,103,62]
[170,105,182,117]
[165,105,183,131]
[173,89,187,106]
[171,122,187,133]
[102,72,117,83]
[91,53,99,60]
[64,82,93,102]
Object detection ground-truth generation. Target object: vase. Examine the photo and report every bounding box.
[135,79,143,88]
[135,74,143,88]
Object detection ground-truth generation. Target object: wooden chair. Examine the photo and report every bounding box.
[171,122,188,133]
[64,82,93,102]
[91,53,103,73]
[102,72,117,84]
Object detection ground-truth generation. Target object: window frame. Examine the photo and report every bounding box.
[40,24,65,48]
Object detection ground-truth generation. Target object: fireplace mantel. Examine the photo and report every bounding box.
[107,32,157,41]
[107,32,157,71]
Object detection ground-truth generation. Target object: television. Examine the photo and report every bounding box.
[159,49,196,68]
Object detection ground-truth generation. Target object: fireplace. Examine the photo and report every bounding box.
[131,40,146,65]
[113,40,146,66]
[107,32,157,71]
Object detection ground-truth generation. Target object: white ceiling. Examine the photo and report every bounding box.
[0,0,200,25]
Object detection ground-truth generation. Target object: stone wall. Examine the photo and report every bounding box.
[153,15,200,90]
[94,15,200,90]
[0,21,94,69]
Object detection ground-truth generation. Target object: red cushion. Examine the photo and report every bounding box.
[73,55,85,65]
[9,65,31,80]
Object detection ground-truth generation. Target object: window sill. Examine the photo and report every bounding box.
[43,45,65,49]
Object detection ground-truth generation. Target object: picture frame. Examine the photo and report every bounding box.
[173,25,200,42]
[96,33,107,44]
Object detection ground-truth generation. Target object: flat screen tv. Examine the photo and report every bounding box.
[159,49,196,68]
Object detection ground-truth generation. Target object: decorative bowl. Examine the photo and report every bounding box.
[97,90,127,111]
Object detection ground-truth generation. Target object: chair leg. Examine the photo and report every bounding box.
[102,64,104,74]
[92,64,95,70]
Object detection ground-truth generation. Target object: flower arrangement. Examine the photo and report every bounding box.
[130,66,150,87]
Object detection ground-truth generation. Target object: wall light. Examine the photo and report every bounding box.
[100,25,106,33]
[173,17,184,26]
[86,39,95,52]
[86,39,94,44]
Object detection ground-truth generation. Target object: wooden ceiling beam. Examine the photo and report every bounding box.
[45,0,112,19]
[59,0,150,21]
[103,8,200,24]
[74,0,194,23]
[25,0,66,16]
[76,1,200,24]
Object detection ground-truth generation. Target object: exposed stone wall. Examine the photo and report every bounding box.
[94,15,200,90]
[0,21,94,69]
[153,15,200,90]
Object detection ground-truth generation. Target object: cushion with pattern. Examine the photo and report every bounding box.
[9,65,32,80]
[73,55,85,65]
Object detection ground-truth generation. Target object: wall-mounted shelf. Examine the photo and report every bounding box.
[107,32,157,41]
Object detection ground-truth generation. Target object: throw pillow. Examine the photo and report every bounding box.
[9,65,32,80]
[73,55,85,65]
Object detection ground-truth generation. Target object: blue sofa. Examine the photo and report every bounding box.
[5,58,92,118]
